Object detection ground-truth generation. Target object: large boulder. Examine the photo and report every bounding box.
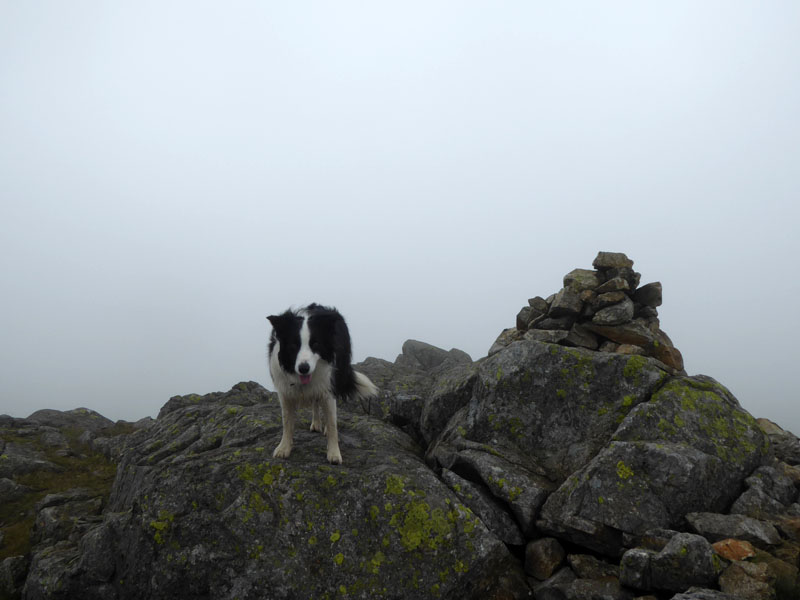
[22,382,525,600]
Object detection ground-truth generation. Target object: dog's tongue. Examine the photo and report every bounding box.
[299,374,312,385]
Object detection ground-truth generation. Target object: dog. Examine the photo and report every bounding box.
[267,303,378,464]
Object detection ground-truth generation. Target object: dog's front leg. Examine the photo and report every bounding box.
[310,398,324,433]
[273,395,296,459]
[322,396,342,465]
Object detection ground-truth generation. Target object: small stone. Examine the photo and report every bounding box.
[563,269,604,292]
[567,554,618,579]
[488,328,522,356]
[516,306,533,331]
[636,305,659,319]
[595,291,628,308]
[712,539,757,561]
[605,267,641,290]
[549,288,584,318]
[686,512,782,548]
[599,341,619,353]
[616,344,646,356]
[525,537,566,580]
[593,251,634,270]
[596,277,631,294]
[634,282,663,307]
[534,316,577,331]
[524,329,570,345]
[718,561,774,600]
[528,296,550,313]
[563,324,599,350]
[592,297,635,326]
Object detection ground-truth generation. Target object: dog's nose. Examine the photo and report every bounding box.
[298,362,310,375]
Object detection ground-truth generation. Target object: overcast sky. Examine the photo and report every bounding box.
[1,2,798,434]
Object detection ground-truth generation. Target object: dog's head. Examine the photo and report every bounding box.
[268,305,343,385]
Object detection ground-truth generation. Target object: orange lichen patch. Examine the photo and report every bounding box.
[713,538,756,561]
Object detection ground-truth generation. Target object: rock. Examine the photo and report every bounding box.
[669,588,742,600]
[566,554,618,579]
[489,328,523,356]
[517,306,534,331]
[25,383,523,600]
[713,538,757,561]
[0,556,28,600]
[27,408,114,434]
[523,329,571,345]
[563,269,604,292]
[396,339,472,371]
[593,252,634,270]
[620,533,722,592]
[605,267,641,290]
[441,469,524,546]
[550,288,585,319]
[633,282,663,308]
[524,537,565,580]
[594,291,629,308]
[596,277,631,294]
[539,375,767,556]
[563,324,599,350]
[592,297,635,326]
[534,316,577,331]
[686,513,781,548]
[529,296,551,313]
[718,561,775,600]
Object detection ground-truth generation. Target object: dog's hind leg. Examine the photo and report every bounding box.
[310,398,324,433]
[321,396,342,465]
[273,395,296,459]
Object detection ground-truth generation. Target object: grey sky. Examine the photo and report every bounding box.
[2,2,799,433]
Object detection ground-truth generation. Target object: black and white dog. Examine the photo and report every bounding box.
[267,303,378,464]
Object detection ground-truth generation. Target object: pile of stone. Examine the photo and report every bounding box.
[490,251,685,373]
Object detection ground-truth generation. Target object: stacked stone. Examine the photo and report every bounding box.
[491,251,685,373]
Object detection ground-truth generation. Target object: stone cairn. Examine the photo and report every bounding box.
[490,251,685,373]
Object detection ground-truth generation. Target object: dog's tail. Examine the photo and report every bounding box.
[352,371,379,401]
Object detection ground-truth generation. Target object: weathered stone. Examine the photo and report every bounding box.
[595,291,629,308]
[396,339,472,371]
[550,288,584,319]
[540,376,767,556]
[529,296,550,313]
[525,537,566,580]
[22,383,526,600]
[583,320,684,371]
[713,538,757,561]
[0,556,29,600]
[565,577,633,600]
[488,328,523,356]
[621,533,722,592]
[593,252,634,270]
[686,512,781,548]
[596,277,631,294]
[524,329,570,345]
[563,269,604,292]
[669,588,744,600]
[633,282,663,308]
[517,306,533,331]
[616,344,646,356]
[441,469,524,546]
[718,561,775,600]
[563,324,599,350]
[567,554,618,579]
[535,316,577,331]
[605,267,641,290]
[636,305,659,319]
[592,297,635,326]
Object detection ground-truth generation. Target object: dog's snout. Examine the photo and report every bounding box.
[298,362,310,375]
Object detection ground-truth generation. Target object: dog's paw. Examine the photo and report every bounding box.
[310,420,324,433]
[326,448,343,465]
[273,443,292,459]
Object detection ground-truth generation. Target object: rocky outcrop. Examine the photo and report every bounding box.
[491,251,684,372]
[4,252,800,599]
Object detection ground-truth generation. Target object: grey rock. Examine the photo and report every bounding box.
[604,267,641,290]
[633,282,663,308]
[592,297,635,326]
[563,269,604,292]
[27,408,114,434]
[535,316,578,331]
[686,512,781,548]
[594,291,629,309]
[518,306,534,331]
[669,588,742,600]
[489,328,523,356]
[395,339,472,371]
[593,252,634,270]
[563,577,633,600]
[529,296,551,313]
[27,384,521,600]
[441,469,524,546]
[595,277,631,294]
[718,561,774,600]
[0,556,29,600]
[525,537,566,580]
[539,376,767,556]
[563,324,599,351]
[566,554,618,579]
[524,329,571,344]
[550,289,584,319]
[621,533,722,592]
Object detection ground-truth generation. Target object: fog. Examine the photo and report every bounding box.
[1,2,798,433]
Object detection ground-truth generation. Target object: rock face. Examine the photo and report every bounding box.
[4,251,800,600]
[493,251,684,372]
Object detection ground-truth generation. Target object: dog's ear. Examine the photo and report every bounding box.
[267,315,279,327]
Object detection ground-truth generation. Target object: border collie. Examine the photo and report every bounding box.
[267,303,378,464]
